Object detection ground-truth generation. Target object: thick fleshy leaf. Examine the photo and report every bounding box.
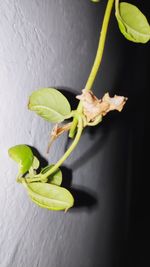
[24,182,74,211]
[28,88,71,123]
[115,1,150,43]
[41,165,62,186]
[8,145,34,175]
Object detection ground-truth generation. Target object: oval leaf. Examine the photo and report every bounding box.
[24,182,74,211]
[28,88,71,123]
[115,1,150,43]
[8,145,34,175]
[41,165,62,186]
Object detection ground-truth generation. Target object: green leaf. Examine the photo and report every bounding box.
[32,156,40,170]
[24,182,74,211]
[8,145,34,175]
[115,1,150,43]
[41,165,62,186]
[28,156,40,177]
[28,88,71,123]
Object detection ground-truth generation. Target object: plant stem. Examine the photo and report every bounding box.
[41,115,83,180]
[22,115,83,183]
[115,0,119,10]
[69,0,115,138]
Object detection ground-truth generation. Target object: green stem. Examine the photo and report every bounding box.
[69,0,115,138]
[41,115,83,181]
[115,0,119,10]
[20,115,83,183]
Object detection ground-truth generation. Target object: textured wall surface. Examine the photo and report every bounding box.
[0,1,149,267]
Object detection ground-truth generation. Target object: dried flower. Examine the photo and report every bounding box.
[47,123,72,153]
[76,89,127,122]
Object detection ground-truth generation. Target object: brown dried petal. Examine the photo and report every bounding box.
[76,89,102,122]
[102,93,127,113]
[47,123,72,153]
[76,89,127,122]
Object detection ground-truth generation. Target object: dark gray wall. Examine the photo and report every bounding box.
[0,1,149,267]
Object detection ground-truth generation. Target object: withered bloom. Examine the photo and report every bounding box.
[47,123,72,153]
[76,89,127,122]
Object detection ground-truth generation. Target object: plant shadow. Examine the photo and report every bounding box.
[57,86,79,111]
[61,166,98,211]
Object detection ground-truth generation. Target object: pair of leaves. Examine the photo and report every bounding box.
[115,1,150,43]
[8,144,74,211]
[28,88,71,123]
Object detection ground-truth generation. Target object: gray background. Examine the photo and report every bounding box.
[0,1,149,267]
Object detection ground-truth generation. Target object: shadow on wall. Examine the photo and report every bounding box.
[110,32,150,265]
[61,166,98,210]
[33,36,150,265]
